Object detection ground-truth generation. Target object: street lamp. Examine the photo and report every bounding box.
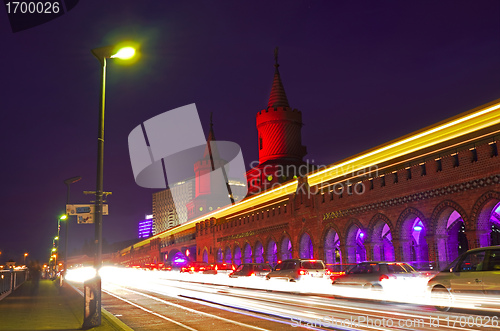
[23,253,28,265]
[58,214,68,275]
[83,44,136,329]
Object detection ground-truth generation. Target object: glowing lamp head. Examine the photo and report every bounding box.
[413,225,423,231]
[359,232,365,238]
[60,215,68,220]
[111,47,136,60]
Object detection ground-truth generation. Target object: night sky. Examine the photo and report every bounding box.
[1,1,499,264]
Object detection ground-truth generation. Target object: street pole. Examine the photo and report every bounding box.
[82,49,107,330]
[63,176,81,280]
[83,45,135,329]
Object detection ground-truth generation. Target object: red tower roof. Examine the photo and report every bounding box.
[267,47,290,109]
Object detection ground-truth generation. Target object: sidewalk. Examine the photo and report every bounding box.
[0,279,132,331]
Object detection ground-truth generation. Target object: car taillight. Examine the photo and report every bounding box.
[379,274,389,281]
[190,267,195,271]
[250,272,255,276]
[298,269,309,275]
[325,270,332,275]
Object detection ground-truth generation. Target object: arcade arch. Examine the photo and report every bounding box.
[346,222,366,263]
[324,227,341,264]
[299,232,314,259]
[370,215,395,262]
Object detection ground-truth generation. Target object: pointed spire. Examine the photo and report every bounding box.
[267,47,290,109]
[203,112,219,163]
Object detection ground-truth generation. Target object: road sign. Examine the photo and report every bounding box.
[66,204,109,224]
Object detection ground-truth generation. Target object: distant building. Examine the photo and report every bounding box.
[152,180,194,234]
[138,216,154,239]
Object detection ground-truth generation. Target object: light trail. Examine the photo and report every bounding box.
[68,267,500,330]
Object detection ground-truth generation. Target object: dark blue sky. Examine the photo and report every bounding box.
[1,1,499,263]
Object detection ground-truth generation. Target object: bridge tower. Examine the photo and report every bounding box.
[247,48,308,194]
[186,115,229,220]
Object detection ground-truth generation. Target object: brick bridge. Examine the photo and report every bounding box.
[119,99,500,271]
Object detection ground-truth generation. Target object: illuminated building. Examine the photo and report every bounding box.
[152,180,194,234]
[138,216,154,239]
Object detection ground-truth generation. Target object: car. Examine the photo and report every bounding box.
[427,245,500,311]
[229,263,272,278]
[266,259,327,282]
[180,262,216,274]
[214,263,236,274]
[331,262,417,290]
[326,263,356,278]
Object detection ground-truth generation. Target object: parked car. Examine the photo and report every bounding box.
[229,263,272,278]
[180,262,216,274]
[427,245,500,311]
[331,262,417,290]
[266,259,327,282]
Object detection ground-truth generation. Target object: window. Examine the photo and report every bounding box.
[254,264,271,272]
[259,137,263,150]
[421,163,426,176]
[282,261,297,270]
[490,142,498,157]
[453,153,459,167]
[301,261,325,269]
[349,264,379,274]
[486,250,500,271]
[471,148,478,162]
[386,264,407,273]
[436,159,442,172]
[458,251,486,272]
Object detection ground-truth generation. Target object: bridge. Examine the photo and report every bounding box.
[119,98,500,271]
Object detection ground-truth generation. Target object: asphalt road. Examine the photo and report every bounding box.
[92,270,500,331]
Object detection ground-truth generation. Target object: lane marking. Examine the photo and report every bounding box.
[103,289,198,331]
[104,286,273,331]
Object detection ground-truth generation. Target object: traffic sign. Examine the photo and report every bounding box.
[66,204,109,224]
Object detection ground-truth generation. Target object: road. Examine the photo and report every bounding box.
[85,268,500,331]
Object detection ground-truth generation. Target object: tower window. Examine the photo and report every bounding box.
[470,148,478,162]
[436,159,442,172]
[490,142,498,157]
[259,137,263,150]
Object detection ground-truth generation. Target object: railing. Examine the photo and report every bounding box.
[0,269,29,300]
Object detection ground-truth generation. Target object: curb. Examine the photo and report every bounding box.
[101,307,134,331]
[67,281,133,331]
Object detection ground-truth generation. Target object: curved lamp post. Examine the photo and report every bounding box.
[83,45,136,329]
